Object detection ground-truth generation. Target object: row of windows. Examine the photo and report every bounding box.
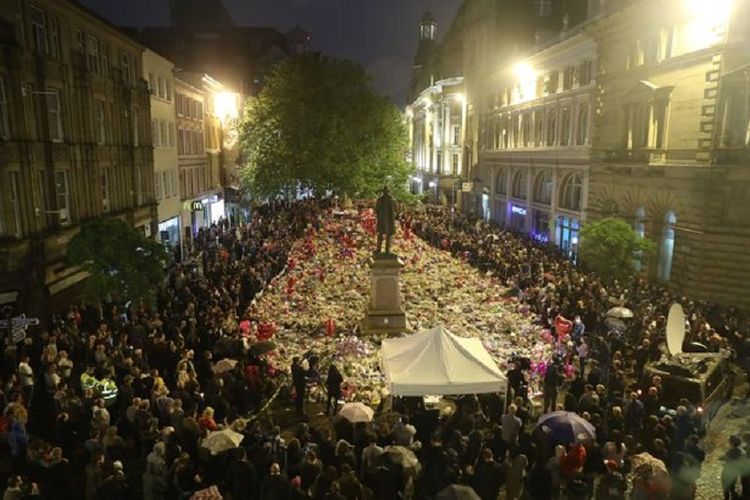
[28,3,136,84]
[154,169,178,201]
[0,164,146,238]
[485,102,590,150]
[151,119,176,149]
[176,93,204,120]
[178,128,205,155]
[179,166,211,199]
[496,59,594,107]
[149,72,173,101]
[494,170,583,212]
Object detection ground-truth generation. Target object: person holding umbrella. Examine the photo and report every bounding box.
[326,362,343,416]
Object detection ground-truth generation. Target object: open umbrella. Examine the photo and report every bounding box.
[605,317,627,331]
[381,445,421,475]
[632,452,668,481]
[249,340,276,357]
[607,307,634,319]
[339,402,374,423]
[201,428,244,455]
[212,358,238,374]
[536,411,596,444]
[436,484,481,500]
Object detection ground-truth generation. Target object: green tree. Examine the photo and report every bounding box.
[578,217,656,282]
[239,53,413,200]
[68,218,167,304]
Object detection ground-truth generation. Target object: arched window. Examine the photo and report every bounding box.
[559,173,583,210]
[657,211,676,281]
[511,170,528,199]
[533,170,552,205]
[576,104,589,145]
[495,169,507,195]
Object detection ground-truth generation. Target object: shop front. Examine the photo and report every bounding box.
[533,209,551,243]
[556,214,581,261]
[509,203,527,232]
[158,216,181,249]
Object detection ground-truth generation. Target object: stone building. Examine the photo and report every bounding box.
[0,0,155,315]
[412,0,750,308]
[478,28,596,260]
[143,49,180,253]
[407,77,467,206]
[584,0,750,308]
[406,0,580,211]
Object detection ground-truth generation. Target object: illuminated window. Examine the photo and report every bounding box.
[658,211,677,281]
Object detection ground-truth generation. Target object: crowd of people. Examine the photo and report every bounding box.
[0,199,749,500]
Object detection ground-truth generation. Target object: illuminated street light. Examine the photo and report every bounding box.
[214,91,239,123]
[683,0,732,49]
[513,62,537,102]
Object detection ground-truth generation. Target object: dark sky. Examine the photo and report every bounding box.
[78,0,461,105]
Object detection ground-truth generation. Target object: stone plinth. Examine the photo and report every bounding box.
[361,254,409,336]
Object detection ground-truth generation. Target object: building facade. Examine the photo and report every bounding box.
[407,77,467,206]
[584,0,750,307]
[0,0,155,315]
[143,49,181,253]
[422,0,750,308]
[479,30,596,260]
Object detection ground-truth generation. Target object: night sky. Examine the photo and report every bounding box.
[78,0,461,105]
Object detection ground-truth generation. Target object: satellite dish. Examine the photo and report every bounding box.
[666,303,686,356]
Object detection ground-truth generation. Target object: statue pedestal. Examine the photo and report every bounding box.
[360,254,409,336]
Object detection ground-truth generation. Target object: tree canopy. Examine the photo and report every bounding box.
[68,218,167,304]
[578,217,656,282]
[239,53,412,200]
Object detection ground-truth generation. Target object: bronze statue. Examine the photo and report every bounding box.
[375,186,396,254]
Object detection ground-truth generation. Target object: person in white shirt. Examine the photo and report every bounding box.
[17,357,34,406]
[392,416,417,447]
[501,404,522,446]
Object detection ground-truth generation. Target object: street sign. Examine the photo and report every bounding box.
[191,201,204,212]
[0,314,40,343]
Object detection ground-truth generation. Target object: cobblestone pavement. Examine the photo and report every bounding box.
[695,373,750,499]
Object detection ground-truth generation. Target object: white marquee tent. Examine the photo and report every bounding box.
[381,325,507,396]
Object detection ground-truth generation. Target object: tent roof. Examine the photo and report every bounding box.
[382,325,507,396]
